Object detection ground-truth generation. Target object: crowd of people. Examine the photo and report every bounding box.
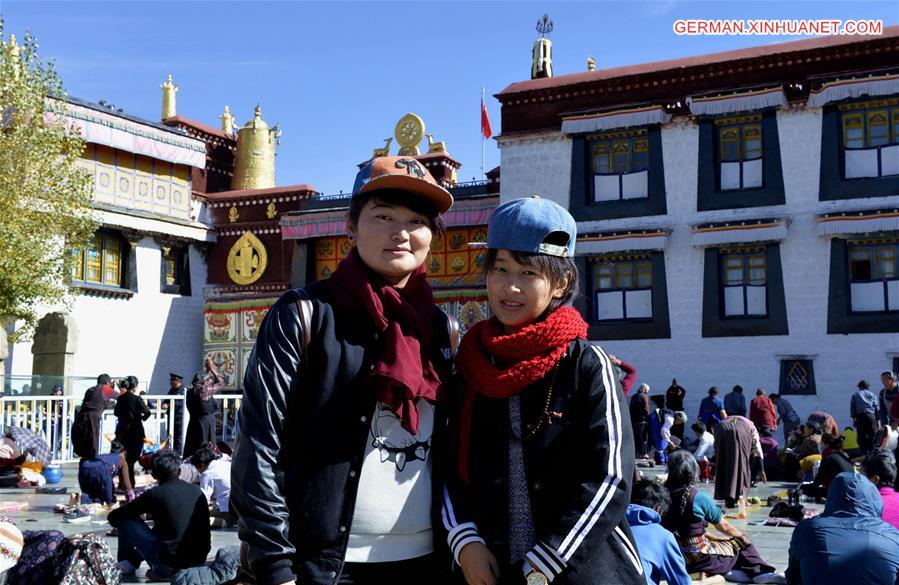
[1,157,898,585]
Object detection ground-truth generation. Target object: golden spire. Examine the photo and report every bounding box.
[587,56,596,71]
[160,74,178,120]
[6,34,20,80]
[219,105,236,134]
[232,104,279,190]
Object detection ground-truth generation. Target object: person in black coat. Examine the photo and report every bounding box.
[78,373,113,458]
[114,375,151,486]
[164,373,186,455]
[184,358,222,458]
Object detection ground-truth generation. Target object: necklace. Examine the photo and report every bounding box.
[522,361,562,442]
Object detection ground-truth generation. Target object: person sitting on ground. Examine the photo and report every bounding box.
[191,445,236,528]
[698,387,727,429]
[800,435,854,501]
[78,439,133,505]
[108,449,211,580]
[787,472,899,585]
[627,478,691,585]
[807,411,839,440]
[662,450,785,584]
[842,426,861,458]
[757,428,779,483]
[862,449,899,530]
[791,421,823,460]
[692,422,715,482]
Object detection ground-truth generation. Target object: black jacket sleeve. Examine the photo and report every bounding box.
[525,344,638,582]
[231,293,304,585]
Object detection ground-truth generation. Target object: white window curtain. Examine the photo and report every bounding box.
[850,281,886,312]
[593,170,649,202]
[882,145,899,177]
[594,175,621,202]
[596,291,624,320]
[622,170,649,199]
[889,281,899,310]
[595,290,653,320]
[720,159,763,190]
[724,285,767,316]
[626,289,653,318]
[844,146,899,179]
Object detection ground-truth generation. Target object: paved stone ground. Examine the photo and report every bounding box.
[2,462,812,584]
[1,463,239,584]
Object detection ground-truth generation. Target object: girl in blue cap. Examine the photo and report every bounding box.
[445,197,642,585]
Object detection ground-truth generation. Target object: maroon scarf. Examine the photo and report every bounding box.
[328,249,443,434]
[454,306,588,482]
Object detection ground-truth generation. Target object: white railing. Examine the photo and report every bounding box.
[0,394,243,463]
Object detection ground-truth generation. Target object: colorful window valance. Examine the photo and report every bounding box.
[808,73,899,108]
[561,105,670,134]
[576,230,669,255]
[816,209,899,236]
[691,219,788,247]
[688,87,787,116]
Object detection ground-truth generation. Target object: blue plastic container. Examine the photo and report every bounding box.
[43,464,62,484]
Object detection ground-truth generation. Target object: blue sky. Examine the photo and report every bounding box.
[2,1,896,194]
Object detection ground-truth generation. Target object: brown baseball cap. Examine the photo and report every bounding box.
[352,156,453,214]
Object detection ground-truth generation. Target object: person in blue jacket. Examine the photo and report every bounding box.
[787,472,899,585]
[627,478,691,585]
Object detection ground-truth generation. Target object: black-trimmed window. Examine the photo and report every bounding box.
[717,115,763,191]
[697,110,784,211]
[779,359,816,395]
[702,243,788,337]
[827,238,899,334]
[590,129,649,202]
[160,245,191,296]
[847,241,898,313]
[820,97,899,201]
[569,127,667,221]
[577,252,671,340]
[592,255,653,321]
[72,232,124,287]
[721,250,767,317]
[839,99,899,180]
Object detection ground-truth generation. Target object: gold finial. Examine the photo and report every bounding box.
[219,105,236,134]
[587,56,596,71]
[425,133,446,154]
[160,74,178,120]
[231,105,278,190]
[6,34,20,80]
[228,206,239,223]
[373,138,392,158]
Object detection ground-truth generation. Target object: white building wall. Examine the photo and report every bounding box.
[498,107,899,428]
[8,237,208,394]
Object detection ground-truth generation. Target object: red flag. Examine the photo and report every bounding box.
[481,95,492,140]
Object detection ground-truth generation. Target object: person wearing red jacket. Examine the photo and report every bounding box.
[749,389,777,433]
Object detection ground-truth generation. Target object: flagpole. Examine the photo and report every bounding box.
[481,86,486,180]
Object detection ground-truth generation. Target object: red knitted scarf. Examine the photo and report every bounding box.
[328,249,443,435]
[454,306,588,482]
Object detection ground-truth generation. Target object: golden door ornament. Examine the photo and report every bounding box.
[266,202,277,219]
[227,231,268,285]
[229,206,239,223]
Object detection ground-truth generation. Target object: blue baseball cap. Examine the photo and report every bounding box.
[487,196,577,257]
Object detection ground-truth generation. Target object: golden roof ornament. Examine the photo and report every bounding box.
[532,14,554,79]
[219,105,236,134]
[426,133,446,154]
[587,56,596,71]
[395,113,425,156]
[6,34,20,80]
[231,104,279,190]
[373,138,392,158]
[161,74,178,119]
